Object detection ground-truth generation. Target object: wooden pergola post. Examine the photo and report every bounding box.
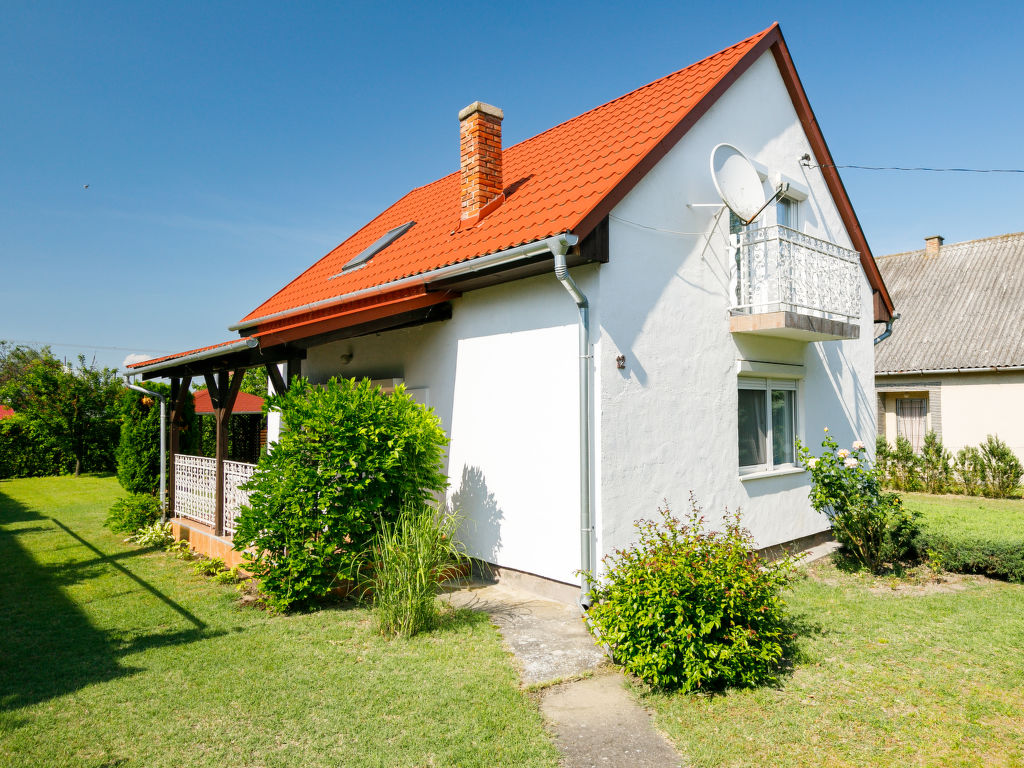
[167,375,192,518]
[207,370,243,537]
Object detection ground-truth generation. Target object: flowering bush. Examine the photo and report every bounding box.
[584,497,797,692]
[798,430,919,573]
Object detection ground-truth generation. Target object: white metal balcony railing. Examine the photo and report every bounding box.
[731,225,861,322]
[173,454,256,536]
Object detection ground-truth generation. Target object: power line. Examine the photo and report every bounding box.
[801,159,1024,174]
[1,339,173,354]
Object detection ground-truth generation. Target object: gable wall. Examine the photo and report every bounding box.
[595,51,877,560]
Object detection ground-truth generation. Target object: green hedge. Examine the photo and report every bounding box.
[909,495,1024,582]
[0,417,64,478]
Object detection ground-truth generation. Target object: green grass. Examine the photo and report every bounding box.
[642,558,1024,767]
[905,492,1024,582]
[0,475,559,768]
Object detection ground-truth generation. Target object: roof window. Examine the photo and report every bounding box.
[331,221,416,278]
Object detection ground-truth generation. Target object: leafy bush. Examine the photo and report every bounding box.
[799,431,919,572]
[0,416,64,479]
[953,446,986,496]
[166,539,195,560]
[920,431,952,494]
[584,499,797,692]
[233,377,449,611]
[105,494,162,534]
[979,435,1023,498]
[890,436,922,492]
[367,503,464,638]
[874,436,892,487]
[913,499,1024,582]
[193,557,227,577]
[212,565,245,584]
[126,521,174,547]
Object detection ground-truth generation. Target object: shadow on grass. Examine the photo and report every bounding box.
[0,487,223,713]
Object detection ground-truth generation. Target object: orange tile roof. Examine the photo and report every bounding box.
[126,339,243,369]
[193,389,265,415]
[239,24,779,327]
[0,405,14,420]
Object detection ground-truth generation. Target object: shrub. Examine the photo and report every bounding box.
[233,377,449,611]
[126,521,174,547]
[105,494,162,534]
[367,503,465,638]
[193,557,227,577]
[914,502,1024,582]
[953,446,986,496]
[0,416,64,479]
[584,499,797,692]
[799,431,919,572]
[116,384,199,495]
[920,431,952,494]
[890,436,921,492]
[875,436,892,488]
[979,435,1023,498]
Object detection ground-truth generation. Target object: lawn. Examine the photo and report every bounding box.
[642,512,1024,767]
[0,475,559,768]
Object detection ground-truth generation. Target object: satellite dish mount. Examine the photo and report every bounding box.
[709,143,787,225]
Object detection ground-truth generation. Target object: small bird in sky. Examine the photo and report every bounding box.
[83,184,89,189]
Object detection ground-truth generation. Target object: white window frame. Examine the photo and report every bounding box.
[738,376,800,477]
[776,196,799,230]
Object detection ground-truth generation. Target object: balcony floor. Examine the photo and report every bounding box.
[729,310,860,341]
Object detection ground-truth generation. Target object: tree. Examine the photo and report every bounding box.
[0,351,122,476]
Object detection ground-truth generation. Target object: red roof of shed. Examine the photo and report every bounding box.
[0,405,14,420]
[192,389,266,415]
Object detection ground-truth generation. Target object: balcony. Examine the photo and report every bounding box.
[729,225,861,341]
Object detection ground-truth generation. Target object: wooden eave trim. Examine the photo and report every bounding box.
[256,290,459,348]
[572,26,779,242]
[768,31,894,321]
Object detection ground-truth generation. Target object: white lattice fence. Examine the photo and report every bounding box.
[174,455,216,527]
[223,460,257,536]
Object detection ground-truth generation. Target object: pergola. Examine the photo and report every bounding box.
[132,338,304,537]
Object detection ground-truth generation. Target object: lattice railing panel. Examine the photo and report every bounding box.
[174,455,216,528]
[223,460,257,536]
[733,225,861,321]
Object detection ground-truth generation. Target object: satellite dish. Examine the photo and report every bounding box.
[710,143,766,223]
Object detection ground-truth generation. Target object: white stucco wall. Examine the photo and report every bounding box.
[302,273,590,585]
[594,50,877,562]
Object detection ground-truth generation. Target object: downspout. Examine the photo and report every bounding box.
[125,380,168,521]
[550,235,594,610]
[873,313,900,345]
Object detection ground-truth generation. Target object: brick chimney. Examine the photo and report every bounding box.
[459,101,504,227]
[925,235,944,255]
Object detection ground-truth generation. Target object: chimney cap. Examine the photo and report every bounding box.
[459,101,504,121]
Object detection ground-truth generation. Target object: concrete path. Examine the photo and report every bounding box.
[445,582,684,767]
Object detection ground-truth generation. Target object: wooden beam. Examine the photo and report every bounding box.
[204,373,220,408]
[265,362,287,396]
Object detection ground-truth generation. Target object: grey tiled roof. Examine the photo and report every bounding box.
[875,232,1024,374]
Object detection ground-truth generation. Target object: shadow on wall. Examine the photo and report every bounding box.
[814,341,872,444]
[449,464,503,564]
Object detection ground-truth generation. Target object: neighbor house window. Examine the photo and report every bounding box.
[896,397,927,453]
[738,378,798,474]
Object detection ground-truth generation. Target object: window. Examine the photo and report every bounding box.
[738,377,798,474]
[896,397,927,453]
[776,197,798,229]
[330,221,416,277]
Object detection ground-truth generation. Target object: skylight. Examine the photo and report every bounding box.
[331,221,416,278]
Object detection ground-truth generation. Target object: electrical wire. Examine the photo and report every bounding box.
[801,161,1024,174]
[1,339,173,354]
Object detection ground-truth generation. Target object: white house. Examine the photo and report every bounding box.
[130,23,894,602]
[876,232,1024,458]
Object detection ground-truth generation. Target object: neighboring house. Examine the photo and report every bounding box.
[875,232,1024,457]
[130,23,893,601]
[0,406,13,421]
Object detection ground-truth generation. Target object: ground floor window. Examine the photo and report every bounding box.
[738,377,798,474]
[896,397,927,452]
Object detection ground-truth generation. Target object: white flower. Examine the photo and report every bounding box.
[837,449,850,459]
[807,458,818,469]
[844,457,858,468]
[852,440,865,451]
[824,427,829,433]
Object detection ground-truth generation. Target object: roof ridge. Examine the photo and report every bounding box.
[881,230,1024,258]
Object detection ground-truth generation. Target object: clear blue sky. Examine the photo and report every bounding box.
[3,1,1022,371]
